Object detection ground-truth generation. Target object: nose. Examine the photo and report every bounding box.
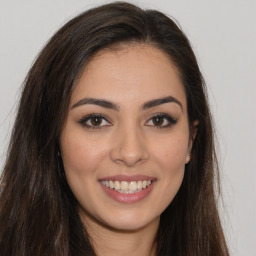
[110,126,149,167]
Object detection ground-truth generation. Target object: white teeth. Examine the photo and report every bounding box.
[137,181,142,189]
[114,180,120,190]
[129,181,137,191]
[101,180,153,193]
[109,180,114,189]
[121,181,128,191]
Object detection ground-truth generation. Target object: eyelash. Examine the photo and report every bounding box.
[145,113,177,129]
[78,114,111,129]
[78,113,177,130]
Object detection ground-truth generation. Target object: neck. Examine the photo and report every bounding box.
[80,212,159,256]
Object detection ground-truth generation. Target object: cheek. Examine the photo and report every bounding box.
[60,131,109,209]
[150,132,188,205]
[60,130,109,189]
[152,133,189,170]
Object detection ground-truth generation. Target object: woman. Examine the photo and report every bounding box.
[0,2,229,255]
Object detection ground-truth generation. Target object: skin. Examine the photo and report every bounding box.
[60,44,196,256]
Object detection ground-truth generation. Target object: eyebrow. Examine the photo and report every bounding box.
[71,96,182,111]
[142,96,183,111]
[72,98,120,111]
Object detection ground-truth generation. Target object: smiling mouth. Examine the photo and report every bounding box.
[101,180,152,194]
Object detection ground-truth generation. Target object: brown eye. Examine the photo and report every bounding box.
[79,114,111,129]
[90,116,103,126]
[152,116,164,126]
[146,113,177,128]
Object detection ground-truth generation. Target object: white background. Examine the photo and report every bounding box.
[0,1,255,255]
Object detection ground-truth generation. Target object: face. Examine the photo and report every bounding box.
[60,45,194,232]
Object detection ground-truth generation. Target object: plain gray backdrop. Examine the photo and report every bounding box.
[0,1,255,255]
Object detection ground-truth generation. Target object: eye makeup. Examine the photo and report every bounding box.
[78,112,177,130]
[145,112,177,129]
[78,113,112,129]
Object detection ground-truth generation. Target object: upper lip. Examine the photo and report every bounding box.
[99,175,156,182]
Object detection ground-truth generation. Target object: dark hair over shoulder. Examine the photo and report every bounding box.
[0,1,229,255]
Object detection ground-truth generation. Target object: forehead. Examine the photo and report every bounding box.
[71,44,186,109]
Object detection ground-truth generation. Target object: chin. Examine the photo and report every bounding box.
[95,210,160,232]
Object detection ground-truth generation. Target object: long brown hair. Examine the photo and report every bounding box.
[0,2,229,255]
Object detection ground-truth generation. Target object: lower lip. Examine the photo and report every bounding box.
[100,182,155,203]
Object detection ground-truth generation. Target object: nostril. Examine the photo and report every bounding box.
[114,157,144,167]
[109,130,150,166]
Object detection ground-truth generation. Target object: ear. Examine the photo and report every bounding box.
[185,120,199,164]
